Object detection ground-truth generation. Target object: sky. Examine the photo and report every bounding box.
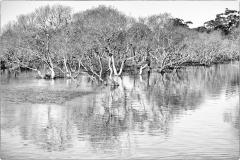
[1,1,239,29]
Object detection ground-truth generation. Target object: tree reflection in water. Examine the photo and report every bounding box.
[1,62,239,155]
[67,62,239,152]
[17,104,74,151]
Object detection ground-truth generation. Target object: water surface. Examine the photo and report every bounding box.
[1,62,239,159]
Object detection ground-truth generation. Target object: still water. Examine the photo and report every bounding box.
[1,62,239,160]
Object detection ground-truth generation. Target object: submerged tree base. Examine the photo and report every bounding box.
[153,59,240,75]
[35,74,65,80]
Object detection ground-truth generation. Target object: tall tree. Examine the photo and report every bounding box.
[204,8,239,34]
[127,22,152,74]
[73,6,133,81]
[7,5,72,79]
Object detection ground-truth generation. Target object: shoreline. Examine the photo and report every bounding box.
[1,59,239,79]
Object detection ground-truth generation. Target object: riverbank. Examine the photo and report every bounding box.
[1,59,239,81]
[124,59,240,75]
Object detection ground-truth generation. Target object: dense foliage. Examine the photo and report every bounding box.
[0,5,239,83]
[204,8,239,35]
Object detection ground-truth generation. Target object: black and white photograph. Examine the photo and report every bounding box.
[0,1,239,159]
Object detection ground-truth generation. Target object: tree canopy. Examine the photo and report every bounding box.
[0,5,239,84]
[204,8,239,34]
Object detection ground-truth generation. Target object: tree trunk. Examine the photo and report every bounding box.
[63,57,71,78]
[48,55,55,79]
[108,57,113,79]
[49,67,55,79]
[37,70,44,79]
[46,33,55,79]
[110,55,126,76]
[117,60,125,76]
[139,64,148,75]
[111,55,118,75]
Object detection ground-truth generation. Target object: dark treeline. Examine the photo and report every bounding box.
[0,5,239,83]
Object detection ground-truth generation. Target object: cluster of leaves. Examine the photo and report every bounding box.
[184,30,239,65]
[196,8,239,35]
